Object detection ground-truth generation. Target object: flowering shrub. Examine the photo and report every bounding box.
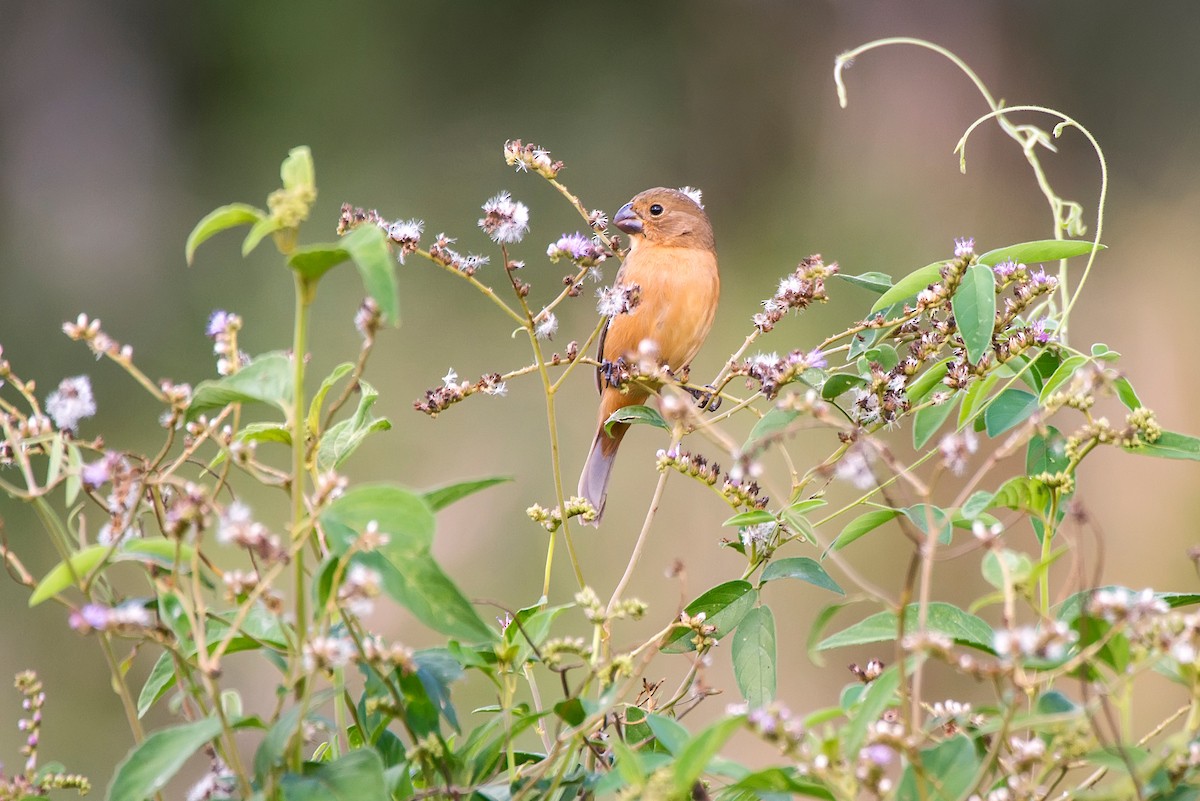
[3,38,1200,801]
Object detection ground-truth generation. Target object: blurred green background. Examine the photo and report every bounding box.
[3,0,1200,786]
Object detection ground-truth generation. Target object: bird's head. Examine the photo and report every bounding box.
[613,187,714,250]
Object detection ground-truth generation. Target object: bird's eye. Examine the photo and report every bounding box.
[649,203,664,216]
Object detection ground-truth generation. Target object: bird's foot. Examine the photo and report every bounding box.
[686,384,722,412]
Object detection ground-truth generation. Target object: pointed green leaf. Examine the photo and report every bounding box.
[316,380,391,471]
[732,606,777,707]
[645,713,690,755]
[1114,376,1142,410]
[913,396,958,449]
[242,215,284,257]
[280,145,315,191]
[1026,426,1068,475]
[320,485,494,642]
[989,476,1052,516]
[871,260,946,313]
[958,373,1000,429]
[29,545,109,606]
[821,373,867,401]
[186,203,265,265]
[833,271,893,294]
[281,750,388,800]
[307,362,356,434]
[744,406,801,450]
[1126,430,1200,461]
[1037,354,1087,404]
[903,504,953,545]
[605,404,668,434]
[723,510,776,528]
[896,734,979,801]
[984,388,1038,437]
[829,509,900,553]
[978,239,1104,266]
[760,557,843,595]
[841,664,900,757]
[423,477,512,512]
[288,242,352,282]
[344,224,400,325]
[952,264,996,365]
[906,359,952,403]
[186,351,294,422]
[662,581,757,653]
[107,717,224,801]
[234,422,292,446]
[817,602,994,652]
[672,714,746,798]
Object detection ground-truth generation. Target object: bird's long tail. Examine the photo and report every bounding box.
[578,421,627,525]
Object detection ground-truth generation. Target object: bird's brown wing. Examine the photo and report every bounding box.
[595,316,610,394]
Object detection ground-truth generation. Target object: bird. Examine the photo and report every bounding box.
[578,187,720,523]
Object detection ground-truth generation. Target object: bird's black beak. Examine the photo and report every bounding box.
[613,202,643,235]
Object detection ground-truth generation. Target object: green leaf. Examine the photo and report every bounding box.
[242,216,284,257]
[860,344,900,372]
[1037,689,1079,715]
[1026,426,1068,475]
[321,485,495,642]
[732,606,777,707]
[288,243,353,282]
[1126,430,1200,461]
[743,406,800,450]
[344,224,400,325]
[906,359,952,403]
[662,580,757,653]
[723,510,776,528]
[958,372,1000,430]
[978,239,1104,266]
[903,504,953,545]
[984,388,1038,437]
[186,351,294,422]
[254,690,338,781]
[29,545,108,606]
[952,263,996,365]
[157,591,192,644]
[982,549,1034,591]
[829,509,900,553]
[671,714,745,798]
[760,557,844,595]
[1037,354,1087,404]
[645,712,690,755]
[727,768,834,799]
[422,477,512,512]
[913,397,958,449]
[896,734,980,801]
[235,422,292,447]
[604,404,668,434]
[307,362,355,434]
[841,665,900,757]
[185,203,265,265]
[316,380,392,471]
[833,271,893,294]
[871,260,946,313]
[821,373,867,401]
[107,717,224,801]
[280,747,386,801]
[1114,376,1142,410]
[119,539,196,569]
[817,602,994,652]
[989,476,1052,517]
[280,145,315,191]
[137,653,178,720]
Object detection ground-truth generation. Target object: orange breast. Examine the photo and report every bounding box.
[602,244,720,370]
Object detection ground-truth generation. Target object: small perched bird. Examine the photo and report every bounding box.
[578,187,720,522]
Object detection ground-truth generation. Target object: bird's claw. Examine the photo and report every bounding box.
[687,384,722,412]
